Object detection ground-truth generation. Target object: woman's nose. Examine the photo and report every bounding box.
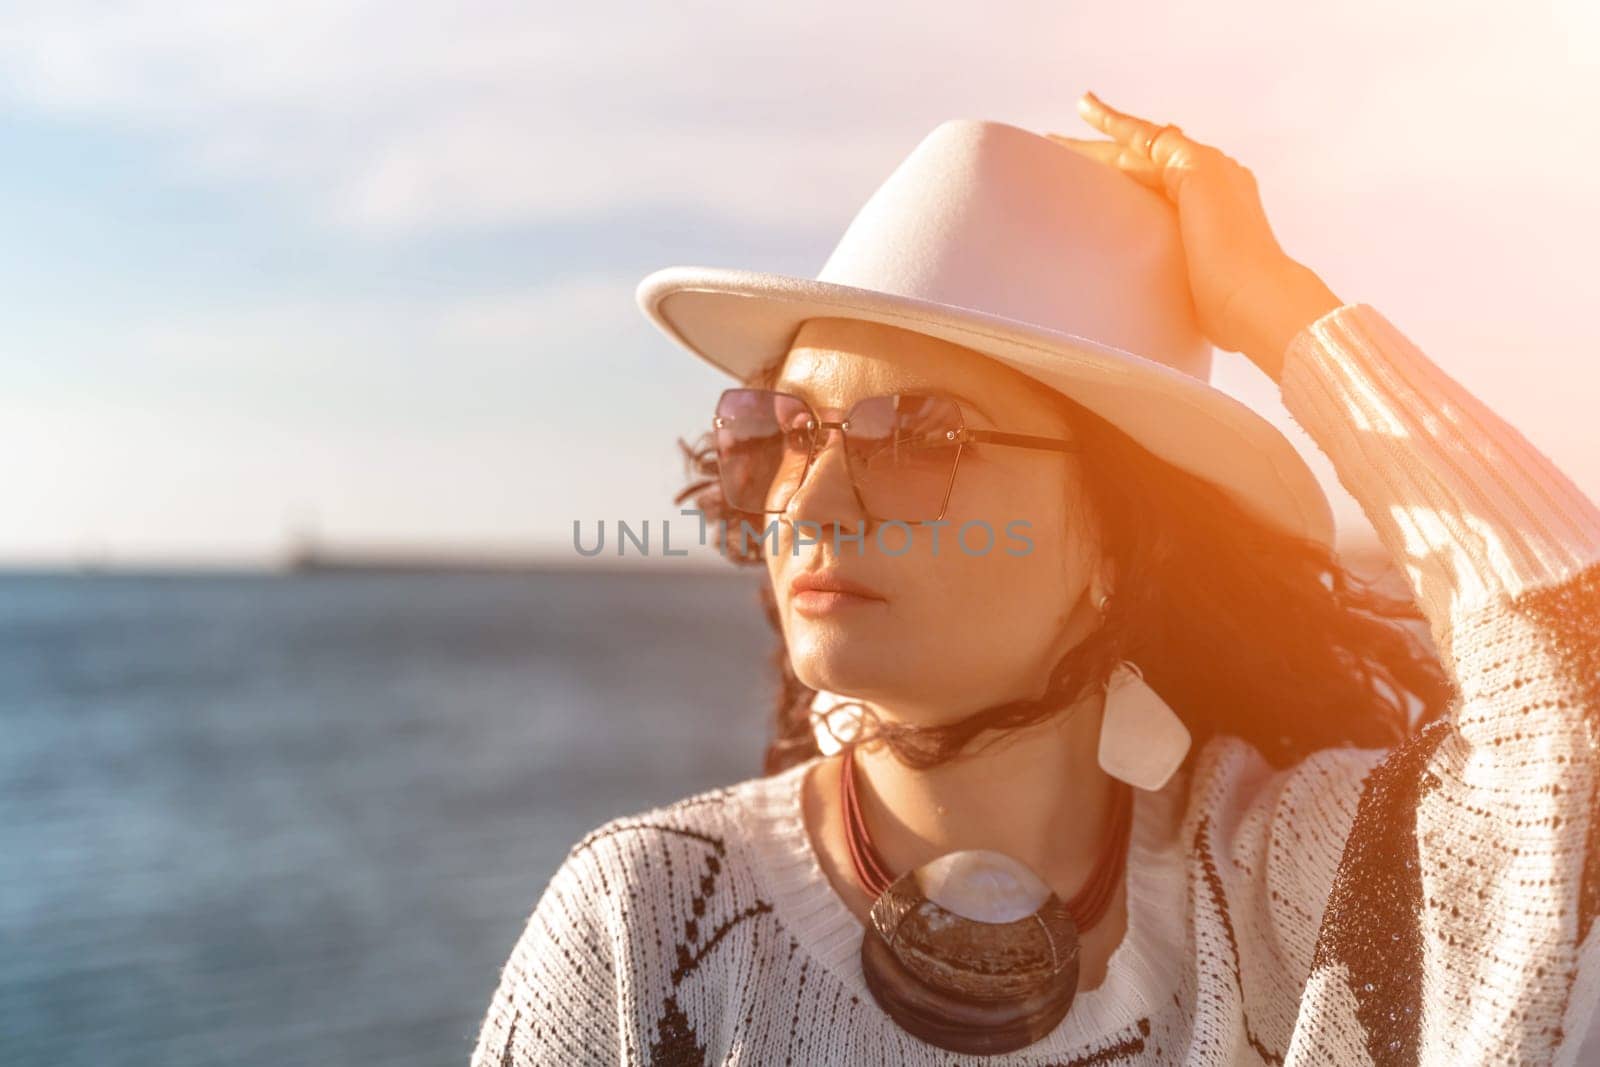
[784,424,869,532]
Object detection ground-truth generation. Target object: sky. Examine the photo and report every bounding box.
[1,0,1596,568]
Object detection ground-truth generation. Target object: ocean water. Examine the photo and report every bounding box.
[0,569,773,1067]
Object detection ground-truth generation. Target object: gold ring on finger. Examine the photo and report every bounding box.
[1143,123,1182,158]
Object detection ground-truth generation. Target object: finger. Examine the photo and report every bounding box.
[1046,131,1156,170]
[1076,91,1163,150]
[1043,133,1125,166]
[1045,132,1167,193]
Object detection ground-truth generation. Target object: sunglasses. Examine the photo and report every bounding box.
[711,387,1081,523]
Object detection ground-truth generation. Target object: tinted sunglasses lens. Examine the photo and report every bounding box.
[713,389,814,513]
[844,395,963,521]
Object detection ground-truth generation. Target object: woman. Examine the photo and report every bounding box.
[472,93,1600,1065]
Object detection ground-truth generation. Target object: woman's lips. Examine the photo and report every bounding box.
[789,572,887,617]
[791,589,886,616]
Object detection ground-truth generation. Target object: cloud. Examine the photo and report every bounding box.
[432,273,637,349]
[0,0,1054,235]
[5,0,1591,241]
[101,274,666,431]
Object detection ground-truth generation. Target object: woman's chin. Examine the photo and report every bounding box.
[792,643,924,701]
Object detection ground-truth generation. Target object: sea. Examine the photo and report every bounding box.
[0,568,773,1066]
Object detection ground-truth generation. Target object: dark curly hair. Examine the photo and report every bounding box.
[674,345,1455,776]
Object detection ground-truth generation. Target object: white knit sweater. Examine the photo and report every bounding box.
[471,304,1600,1066]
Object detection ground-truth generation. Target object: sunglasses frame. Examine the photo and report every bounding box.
[712,387,1082,523]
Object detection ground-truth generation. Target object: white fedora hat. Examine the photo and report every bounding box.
[636,117,1334,550]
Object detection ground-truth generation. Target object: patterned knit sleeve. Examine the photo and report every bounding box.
[469,840,622,1067]
[1272,302,1600,1064]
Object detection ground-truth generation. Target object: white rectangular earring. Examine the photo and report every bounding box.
[1096,660,1191,791]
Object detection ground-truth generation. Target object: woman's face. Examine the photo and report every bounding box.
[763,316,1108,726]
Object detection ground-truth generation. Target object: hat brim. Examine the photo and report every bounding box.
[637,264,1335,548]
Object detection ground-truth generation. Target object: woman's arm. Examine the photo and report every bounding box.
[1271,298,1600,1064]
[1274,294,1600,665]
[470,841,623,1066]
[1063,91,1600,1062]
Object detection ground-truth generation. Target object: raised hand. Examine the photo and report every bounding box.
[1048,91,1342,381]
